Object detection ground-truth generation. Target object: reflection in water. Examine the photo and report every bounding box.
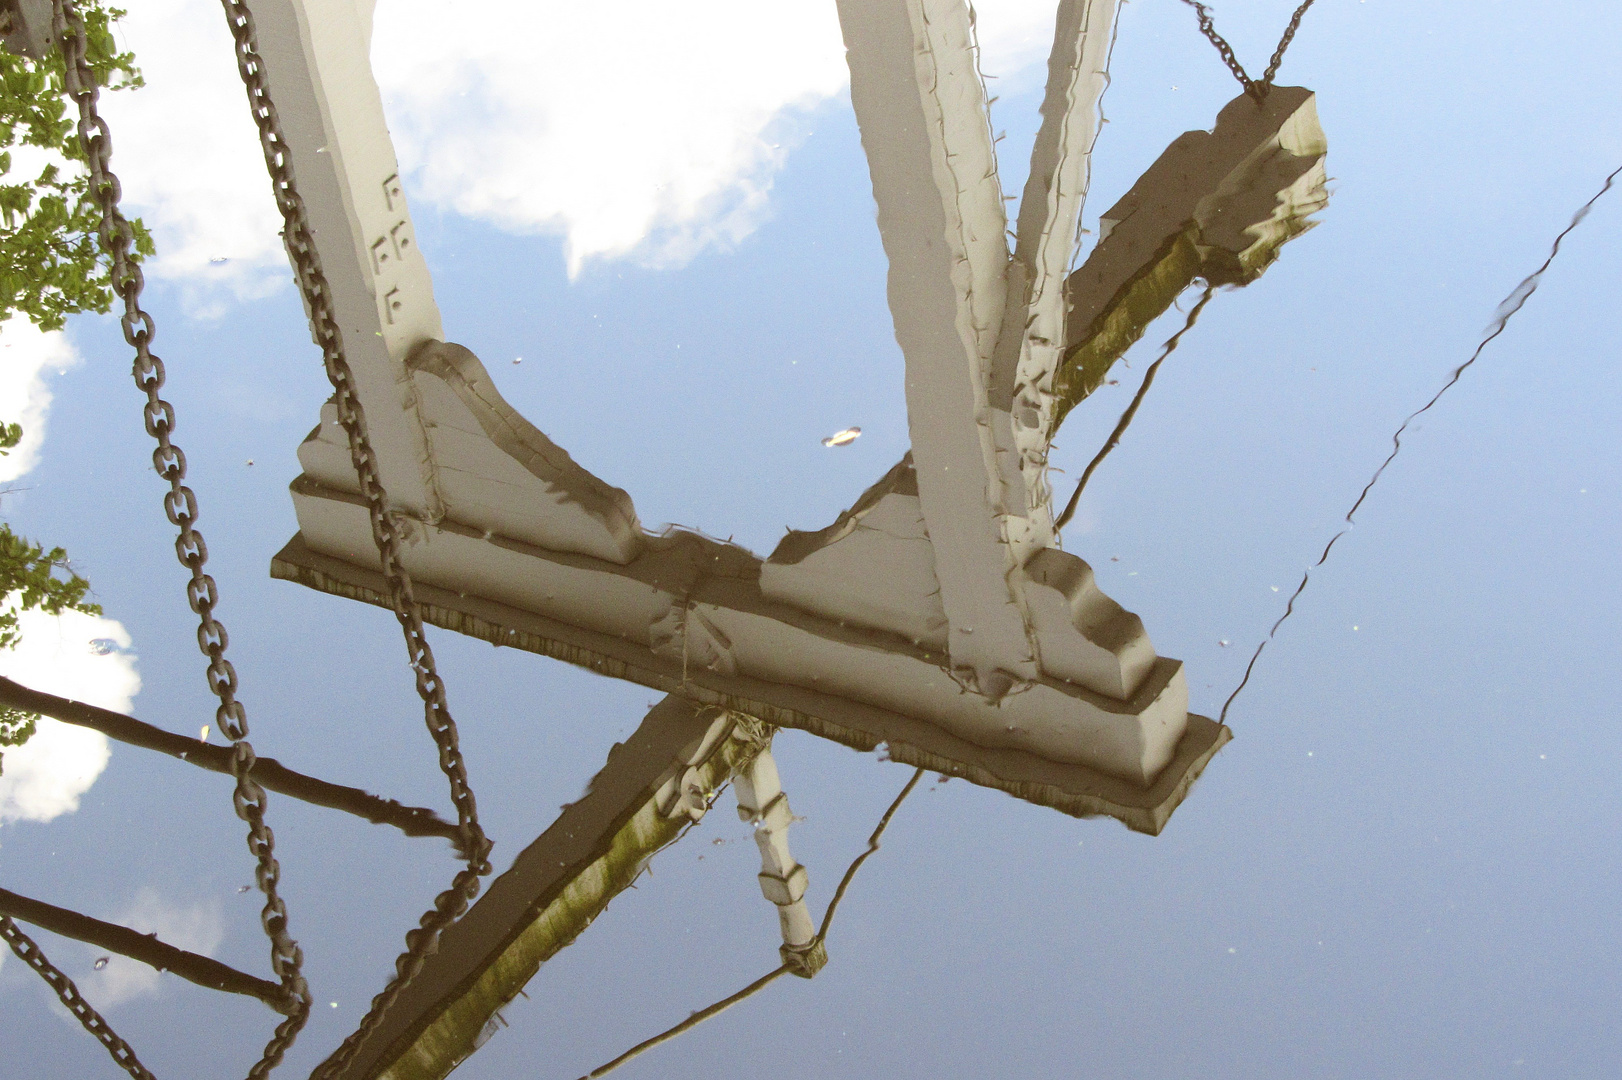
[1055,286,1215,530]
[1220,160,1622,725]
[0,885,287,1009]
[6,0,1397,1077]
[1053,86,1327,432]
[0,676,464,846]
[263,4,1337,1075]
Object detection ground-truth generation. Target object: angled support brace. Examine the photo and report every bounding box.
[313,697,766,1080]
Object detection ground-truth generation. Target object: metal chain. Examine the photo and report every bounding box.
[1177,0,1317,100]
[51,3,312,1076]
[2,916,157,1080]
[1261,0,1318,88]
[215,3,493,1074]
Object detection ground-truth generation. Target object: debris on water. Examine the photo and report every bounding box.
[199,725,210,743]
[94,957,110,970]
[821,427,861,447]
[88,638,117,655]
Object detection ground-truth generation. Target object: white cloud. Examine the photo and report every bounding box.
[70,887,225,1009]
[0,606,140,825]
[974,0,1079,83]
[93,0,288,317]
[0,320,82,485]
[370,0,850,274]
[92,0,1065,292]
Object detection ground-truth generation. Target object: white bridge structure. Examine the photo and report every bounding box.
[261,0,1268,826]
[244,0,1325,1075]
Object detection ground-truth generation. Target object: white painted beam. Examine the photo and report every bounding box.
[835,0,1039,695]
[249,0,445,517]
[282,339,1191,786]
[993,0,1121,556]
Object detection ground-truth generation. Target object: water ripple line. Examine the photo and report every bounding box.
[1219,162,1622,727]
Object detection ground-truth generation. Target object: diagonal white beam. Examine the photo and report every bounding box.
[992,0,1121,556]
[835,0,1037,694]
[248,0,445,518]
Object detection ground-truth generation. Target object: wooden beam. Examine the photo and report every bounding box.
[0,677,464,846]
[246,0,446,517]
[0,886,290,1011]
[1053,87,1328,431]
[272,531,1227,834]
[318,698,764,1080]
[995,0,1122,554]
[835,0,1036,691]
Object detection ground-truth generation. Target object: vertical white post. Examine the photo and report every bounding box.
[734,747,816,952]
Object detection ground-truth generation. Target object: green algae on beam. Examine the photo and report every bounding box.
[1050,87,1329,434]
[328,706,766,1080]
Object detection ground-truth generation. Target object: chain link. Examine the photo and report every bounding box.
[2,916,157,1080]
[1178,0,1317,100]
[1261,0,1317,89]
[50,2,312,1076]
[215,3,493,1074]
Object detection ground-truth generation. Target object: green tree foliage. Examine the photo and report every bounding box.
[0,422,101,776]
[1,2,148,331]
[0,7,140,773]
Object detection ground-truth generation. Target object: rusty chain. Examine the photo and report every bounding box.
[2,916,156,1080]
[215,2,493,1074]
[49,1,313,1076]
[1177,0,1318,100]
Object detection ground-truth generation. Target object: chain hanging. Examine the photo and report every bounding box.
[214,3,493,1074]
[1178,0,1317,101]
[2,916,157,1080]
[49,2,313,1076]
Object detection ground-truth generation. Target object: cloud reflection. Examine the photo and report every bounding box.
[95,0,1064,298]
